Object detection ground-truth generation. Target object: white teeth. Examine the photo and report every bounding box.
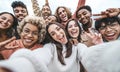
[71,30,77,34]
[25,39,32,43]
[106,33,115,36]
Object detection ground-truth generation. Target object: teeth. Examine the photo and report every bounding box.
[106,33,115,36]
[25,39,32,43]
[71,30,77,34]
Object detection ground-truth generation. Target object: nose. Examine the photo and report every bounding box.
[18,11,23,15]
[27,33,33,37]
[81,15,84,19]
[4,19,8,24]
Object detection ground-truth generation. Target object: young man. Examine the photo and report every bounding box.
[76,5,93,32]
[95,16,120,42]
[11,1,28,23]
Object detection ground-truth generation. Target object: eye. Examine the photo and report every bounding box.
[14,10,19,13]
[50,32,55,36]
[1,16,6,20]
[21,10,26,13]
[74,23,78,27]
[56,27,61,31]
[68,24,72,28]
[23,29,30,34]
[83,11,87,15]
[99,26,106,30]
[32,31,38,36]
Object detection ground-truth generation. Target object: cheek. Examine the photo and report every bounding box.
[20,33,24,39]
[34,36,38,41]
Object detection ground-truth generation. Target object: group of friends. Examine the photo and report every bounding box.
[0,0,120,72]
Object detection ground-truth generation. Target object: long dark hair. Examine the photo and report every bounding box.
[66,19,82,42]
[46,22,72,65]
[0,12,20,39]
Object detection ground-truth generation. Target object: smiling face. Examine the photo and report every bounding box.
[99,21,120,41]
[0,13,14,30]
[41,5,51,19]
[20,23,38,48]
[48,24,68,44]
[58,7,68,22]
[67,20,80,38]
[77,9,91,24]
[13,6,28,22]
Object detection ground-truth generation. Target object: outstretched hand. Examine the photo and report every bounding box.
[93,8,120,20]
[81,28,103,47]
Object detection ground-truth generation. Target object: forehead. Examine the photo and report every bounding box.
[23,23,38,30]
[0,13,13,19]
[48,24,59,32]
[14,6,27,10]
[42,5,50,9]
[78,9,90,13]
[58,7,65,12]
[68,20,76,25]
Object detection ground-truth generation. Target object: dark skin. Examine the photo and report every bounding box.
[93,8,120,20]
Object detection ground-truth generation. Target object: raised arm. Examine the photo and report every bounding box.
[45,0,49,6]
[31,0,41,17]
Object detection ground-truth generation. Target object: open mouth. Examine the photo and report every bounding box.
[105,33,116,40]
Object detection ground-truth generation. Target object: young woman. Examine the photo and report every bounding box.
[0,12,20,59]
[0,16,46,59]
[66,19,82,45]
[66,19,102,47]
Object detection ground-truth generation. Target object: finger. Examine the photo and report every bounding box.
[0,37,16,47]
[94,15,107,20]
[5,46,19,49]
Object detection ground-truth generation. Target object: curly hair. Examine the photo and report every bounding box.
[17,16,46,43]
[55,6,72,23]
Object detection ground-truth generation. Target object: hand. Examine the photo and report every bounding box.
[93,8,120,20]
[81,28,103,47]
[0,37,16,51]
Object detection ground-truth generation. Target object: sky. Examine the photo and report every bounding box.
[0,0,120,15]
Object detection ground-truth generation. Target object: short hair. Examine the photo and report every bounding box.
[95,16,120,31]
[18,16,46,43]
[76,5,92,18]
[11,1,27,9]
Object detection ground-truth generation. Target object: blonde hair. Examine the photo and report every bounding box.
[18,16,46,43]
